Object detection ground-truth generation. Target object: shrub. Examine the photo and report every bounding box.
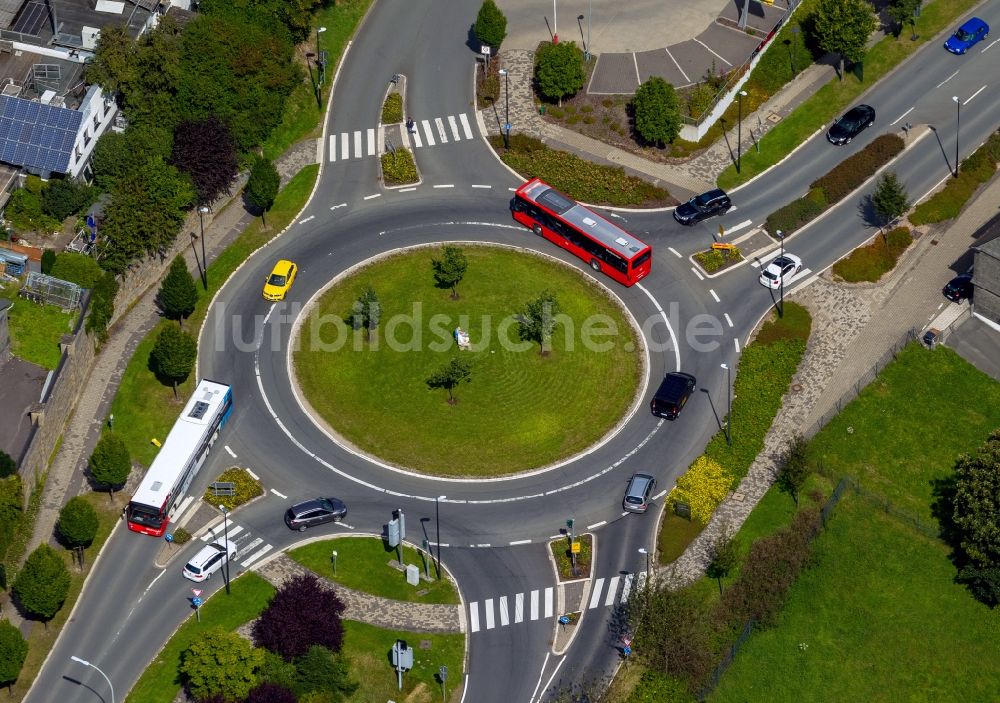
[601,98,614,108]
[831,226,912,282]
[171,526,192,544]
[40,179,97,221]
[50,252,104,289]
[671,456,734,524]
[252,574,346,661]
[12,544,71,621]
[580,104,593,113]
[566,114,580,125]
[694,246,742,273]
[180,626,264,702]
[204,466,263,511]
[546,106,564,119]
[582,115,594,124]
[381,148,418,185]
[811,134,905,203]
[911,131,1000,225]
[686,81,717,120]
[718,508,821,627]
[632,76,681,146]
[381,93,403,124]
[764,194,825,235]
[5,188,60,233]
[85,271,118,344]
[41,248,56,274]
[0,620,28,690]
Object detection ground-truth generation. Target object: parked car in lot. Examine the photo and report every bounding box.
[673,189,732,225]
[650,371,697,420]
[944,17,989,54]
[943,271,974,301]
[758,253,803,289]
[623,473,657,514]
[826,104,876,145]
[285,497,348,531]
[262,259,298,301]
[183,538,237,582]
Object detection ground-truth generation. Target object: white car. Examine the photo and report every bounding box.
[182,538,237,582]
[758,254,803,289]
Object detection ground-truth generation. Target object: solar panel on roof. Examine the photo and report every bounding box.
[0,95,82,174]
[12,2,49,36]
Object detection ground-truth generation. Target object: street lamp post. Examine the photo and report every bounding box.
[552,0,558,43]
[498,68,510,150]
[720,363,732,446]
[315,26,328,108]
[435,495,445,580]
[219,504,231,595]
[776,229,785,318]
[197,205,209,289]
[737,89,747,173]
[70,656,115,703]
[791,26,800,76]
[952,95,961,178]
[189,232,202,288]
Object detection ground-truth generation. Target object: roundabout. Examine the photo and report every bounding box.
[291,244,645,476]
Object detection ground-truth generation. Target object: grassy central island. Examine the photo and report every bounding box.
[293,245,643,476]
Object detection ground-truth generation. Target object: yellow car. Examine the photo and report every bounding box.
[262,259,298,301]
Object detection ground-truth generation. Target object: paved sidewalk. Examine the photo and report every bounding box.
[484,49,835,199]
[255,553,463,633]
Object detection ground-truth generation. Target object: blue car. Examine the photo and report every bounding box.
[944,17,989,54]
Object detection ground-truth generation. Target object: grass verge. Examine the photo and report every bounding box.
[126,572,275,703]
[910,131,1000,225]
[293,246,641,476]
[111,165,318,466]
[550,533,593,580]
[657,511,705,566]
[288,537,459,605]
[341,620,465,703]
[489,134,674,206]
[831,227,912,282]
[261,0,373,161]
[717,0,982,190]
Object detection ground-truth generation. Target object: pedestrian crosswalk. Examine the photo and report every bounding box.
[200,521,273,569]
[467,572,647,635]
[326,112,477,162]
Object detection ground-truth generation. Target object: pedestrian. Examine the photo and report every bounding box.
[406,117,415,134]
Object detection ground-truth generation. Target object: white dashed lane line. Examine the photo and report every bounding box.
[709,289,720,303]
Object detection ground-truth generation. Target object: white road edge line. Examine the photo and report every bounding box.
[691,266,705,281]
[536,656,566,703]
[652,489,667,500]
[965,85,987,104]
[528,652,550,703]
[587,520,607,530]
[889,106,914,126]
[509,539,532,545]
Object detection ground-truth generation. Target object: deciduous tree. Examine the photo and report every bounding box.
[706,531,740,595]
[535,41,585,106]
[517,290,561,355]
[246,157,280,227]
[246,682,297,703]
[180,626,264,702]
[0,450,15,478]
[253,574,346,661]
[158,255,199,328]
[294,645,357,700]
[951,429,1000,604]
[632,76,681,147]
[886,0,922,39]
[474,0,508,49]
[90,126,173,191]
[84,23,137,96]
[812,0,877,80]
[351,285,380,341]
[0,620,28,692]
[85,272,118,345]
[12,544,71,622]
[432,246,468,299]
[57,496,99,564]
[776,434,810,506]
[171,117,239,206]
[150,326,198,398]
[88,432,131,498]
[426,357,473,404]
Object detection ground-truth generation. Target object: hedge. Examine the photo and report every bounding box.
[831,226,912,283]
[911,130,1000,225]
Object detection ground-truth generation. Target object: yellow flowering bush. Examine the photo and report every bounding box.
[670,456,734,525]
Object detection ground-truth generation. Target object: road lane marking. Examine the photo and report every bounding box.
[589,578,605,609]
[353,130,362,157]
[724,313,734,328]
[725,219,752,234]
[604,576,620,606]
[472,184,492,189]
[341,132,348,159]
[328,134,337,161]
[299,215,314,224]
[652,489,667,500]
[709,289,720,303]
[411,125,423,147]
[544,587,553,618]
[435,117,448,143]
[459,112,474,139]
[734,338,741,353]
[668,247,682,258]
[530,589,539,620]
[515,593,524,623]
[363,193,381,200]
[691,267,704,281]
[434,184,455,188]
[665,47,689,83]
[367,128,376,156]
[499,596,509,626]
[965,85,986,104]
[587,520,606,529]
[399,187,417,192]
[421,120,435,145]
[240,544,273,567]
[244,467,259,480]
[270,489,287,499]
[470,602,480,632]
[448,115,460,140]
[509,539,531,545]
[936,69,959,89]
[224,445,237,458]
[620,574,634,602]
[889,107,914,126]
[484,598,495,629]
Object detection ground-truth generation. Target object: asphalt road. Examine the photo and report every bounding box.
[28,2,1000,702]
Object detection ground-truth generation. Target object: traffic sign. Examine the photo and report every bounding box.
[558,615,570,625]
[192,589,202,597]
[192,597,202,607]
[571,541,581,554]
[504,123,512,131]
[622,645,632,657]
[481,45,491,55]
[439,665,448,681]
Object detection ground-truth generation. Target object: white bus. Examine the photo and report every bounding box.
[126,379,233,536]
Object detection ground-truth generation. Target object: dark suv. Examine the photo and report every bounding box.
[673,189,731,225]
[650,372,697,420]
[284,497,348,531]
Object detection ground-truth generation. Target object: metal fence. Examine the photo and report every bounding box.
[802,328,919,440]
[20,270,83,310]
[697,619,755,700]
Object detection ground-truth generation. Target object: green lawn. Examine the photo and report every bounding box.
[110,166,319,466]
[807,344,1000,522]
[293,246,641,475]
[711,496,1000,702]
[0,281,78,369]
[717,0,982,190]
[657,511,705,566]
[126,572,276,703]
[341,621,465,703]
[288,537,459,605]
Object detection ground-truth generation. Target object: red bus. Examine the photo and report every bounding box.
[511,178,652,286]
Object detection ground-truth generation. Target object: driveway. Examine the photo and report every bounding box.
[945,315,1000,382]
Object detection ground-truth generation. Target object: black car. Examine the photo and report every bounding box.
[826,104,876,145]
[650,371,697,420]
[673,188,731,225]
[943,272,973,302]
[285,497,348,531]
